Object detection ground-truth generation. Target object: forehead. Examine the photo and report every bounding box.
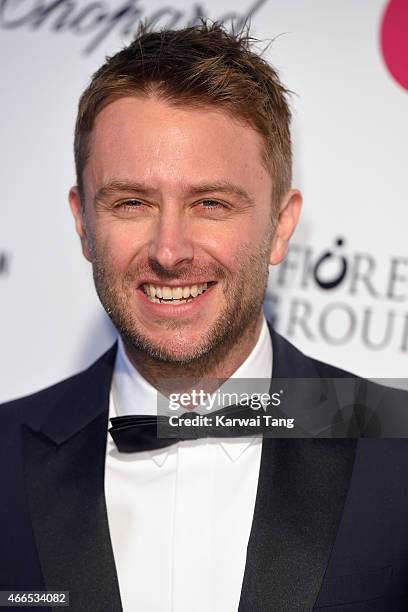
[85,96,271,195]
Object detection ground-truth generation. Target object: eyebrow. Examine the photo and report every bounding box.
[94,181,151,204]
[94,179,255,206]
[188,181,254,205]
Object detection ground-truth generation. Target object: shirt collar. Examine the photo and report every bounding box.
[111,316,272,463]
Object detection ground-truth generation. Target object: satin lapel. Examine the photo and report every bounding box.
[23,412,122,612]
[22,345,122,612]
[238,328,357,612]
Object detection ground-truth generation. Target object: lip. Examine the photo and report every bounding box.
[135,282,217,317]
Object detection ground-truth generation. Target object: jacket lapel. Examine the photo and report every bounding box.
[22,345,122,612]
[238,328,357,612]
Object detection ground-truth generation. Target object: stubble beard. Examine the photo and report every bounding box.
[91,234,273,375]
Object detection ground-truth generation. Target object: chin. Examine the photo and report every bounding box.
[120,326,207,364]
[146,339,208,364]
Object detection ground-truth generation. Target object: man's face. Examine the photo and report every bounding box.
[70,97,300,364]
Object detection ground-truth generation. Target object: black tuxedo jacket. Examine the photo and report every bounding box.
[1,328,408,612]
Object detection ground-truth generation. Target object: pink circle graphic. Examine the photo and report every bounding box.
[380,0,408,91]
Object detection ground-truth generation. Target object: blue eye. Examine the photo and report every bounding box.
[116,199,143,211]
[201,199,223,208]
[122,199,141,207]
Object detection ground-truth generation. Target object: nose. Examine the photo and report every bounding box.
[148,204,194,269]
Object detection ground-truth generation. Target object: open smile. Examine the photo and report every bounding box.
[140,281,216,305]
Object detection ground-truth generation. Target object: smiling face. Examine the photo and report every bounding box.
[69,97,301,368]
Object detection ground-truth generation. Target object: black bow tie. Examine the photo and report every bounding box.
[109,403,264,453]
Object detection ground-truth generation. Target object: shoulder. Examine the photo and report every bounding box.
[0,344,117,426]
[308,354,358,380]
[274,331,408,435]
[269,326,359,380]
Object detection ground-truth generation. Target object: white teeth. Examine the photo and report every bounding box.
[143,282,211,303]
[172,287,183,299]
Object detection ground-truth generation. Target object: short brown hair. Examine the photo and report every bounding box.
[74,22,292,208]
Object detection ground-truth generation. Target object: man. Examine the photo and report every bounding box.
[1,22,408,612]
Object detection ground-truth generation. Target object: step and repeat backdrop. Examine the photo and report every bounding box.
[0,0,407,402]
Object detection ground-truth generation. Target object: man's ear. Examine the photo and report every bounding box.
[68,186,92,262]
[269,189,302,266]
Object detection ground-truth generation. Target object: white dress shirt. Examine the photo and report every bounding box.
[105,317,272,612]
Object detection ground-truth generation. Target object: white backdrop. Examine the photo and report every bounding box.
[1,0,407,402]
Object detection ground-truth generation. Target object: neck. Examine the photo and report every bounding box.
[122,313,264,397]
